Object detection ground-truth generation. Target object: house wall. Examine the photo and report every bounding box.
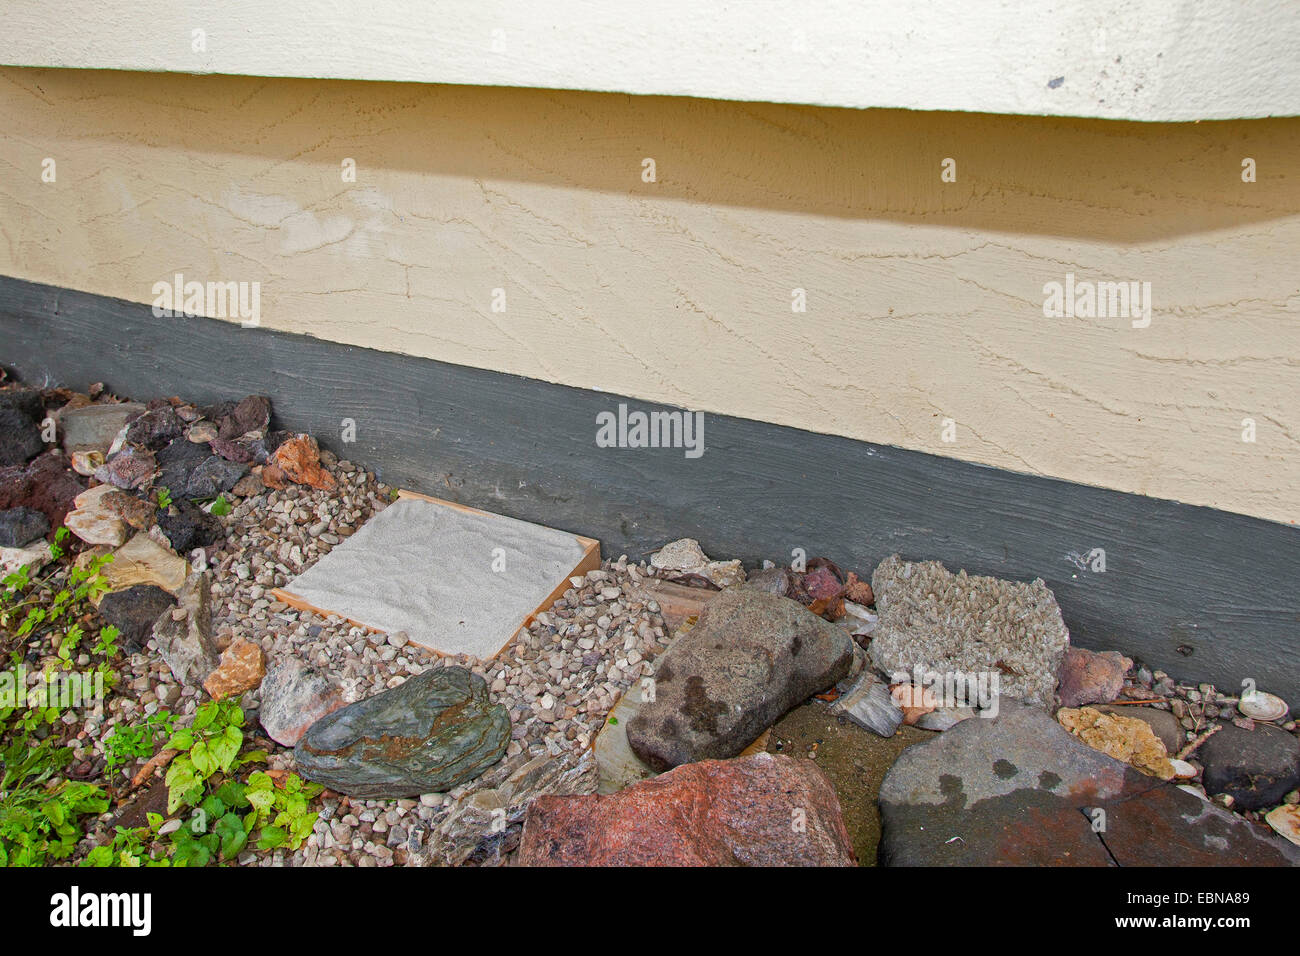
[1,67,1298,524]
[2,0,1298,121]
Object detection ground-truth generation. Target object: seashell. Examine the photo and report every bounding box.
[916,706,976,732]
[830,671,903,737]
[1238,691,1288,722]
[71,450,104,476]
[1264,805,1300,847]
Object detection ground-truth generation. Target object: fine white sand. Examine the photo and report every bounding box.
[280,497,587,659]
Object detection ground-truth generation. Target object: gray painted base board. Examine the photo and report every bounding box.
[2,275,1297,702]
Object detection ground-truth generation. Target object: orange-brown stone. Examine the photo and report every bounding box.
[270,435,335,490]
[203,637,267,700]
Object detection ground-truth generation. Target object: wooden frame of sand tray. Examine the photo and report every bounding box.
[272,489,601,661]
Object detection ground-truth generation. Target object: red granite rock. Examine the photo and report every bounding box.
[1057,646,1131,708]
[518,753,855,866]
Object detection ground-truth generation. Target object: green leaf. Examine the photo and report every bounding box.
[200,793,226,820]
[171,839,210,868]
[166,728,194,751]
[164,757,198,813]
[215,813,247,860]
[189,740,215,778]
[210,725,241,771]
[192,703,217,731]
[245,786,275,814]
[213,780,249,809]
[236,749,268,767]
[82,845,113,867]
[256,825,287,851]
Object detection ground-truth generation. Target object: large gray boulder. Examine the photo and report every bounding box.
[627,589,853,772]
[878,701,1300,866]
[295,666,509,799]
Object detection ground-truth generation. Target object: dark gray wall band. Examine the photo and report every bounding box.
[2,276,1296,702]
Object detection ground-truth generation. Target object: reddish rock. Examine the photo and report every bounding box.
[209,438,255,464]
[843,571,874,606]
[216,395,271,441]
[0,452,87,530]
[259,657,347,746]
[93,446,157,489]
[1057,646,1131,708]
[101,490,156,530]
[518,753,855,866]
[270,435,335,490]
[803,565,843,602]
[203,637,267,700]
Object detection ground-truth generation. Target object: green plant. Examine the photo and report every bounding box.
[164,700,264,814]
[244,771,323,851]
[104,709,175,775]
[0,536,119,740]
[80,824,171,867]
[155,702,322,865]
[0,734,108,866]
[155,487,173,509]
[209,494,231,517]
[1,535,113,651]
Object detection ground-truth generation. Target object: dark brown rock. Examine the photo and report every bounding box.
[0,452,87,529]
[125,405,184,451]
[215,395,271,441]
[1200,722,1300,811]
[156,498,223,553]
[97,584,175,651]
[518,753,855,866]
[0,506,50,547]
[0,403,45,466]
[627,589,854,771]
[209,438,254,464]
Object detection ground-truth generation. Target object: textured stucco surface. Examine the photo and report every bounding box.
[1,1,1298,121]
[0,68,1297,523]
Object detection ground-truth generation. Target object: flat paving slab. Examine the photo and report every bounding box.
[274,492,598,660]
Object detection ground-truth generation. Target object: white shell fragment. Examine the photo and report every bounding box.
[1264,805,1300,847]
[1238,691,1288,722]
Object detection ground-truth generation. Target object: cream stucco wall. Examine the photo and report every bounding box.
[3,0,1299,121]
[0,68,1297,524]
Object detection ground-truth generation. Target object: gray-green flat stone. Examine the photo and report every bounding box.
[294,666,510,799]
